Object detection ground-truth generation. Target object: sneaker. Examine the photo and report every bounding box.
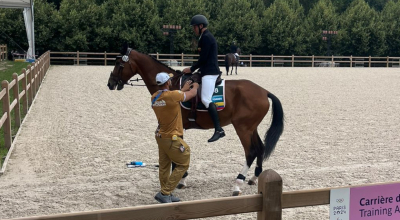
[170,194,181,202]
[154,192,172,203]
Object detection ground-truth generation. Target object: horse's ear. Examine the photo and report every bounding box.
[120,42,129,55]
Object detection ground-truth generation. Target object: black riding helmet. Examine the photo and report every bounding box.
[190,15,208,27]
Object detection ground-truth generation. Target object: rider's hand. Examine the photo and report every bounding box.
[182,68,192,74]
[181,80,192,92]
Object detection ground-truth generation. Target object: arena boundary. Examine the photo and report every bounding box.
[0,51,50,175]
[4,169,400,220]
[49,51,400,68]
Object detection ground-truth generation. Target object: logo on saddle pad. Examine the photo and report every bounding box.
[180,78,225,112]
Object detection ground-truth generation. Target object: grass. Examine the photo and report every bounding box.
[0,60,31,168]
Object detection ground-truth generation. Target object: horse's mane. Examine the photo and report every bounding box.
[147,54,177,73]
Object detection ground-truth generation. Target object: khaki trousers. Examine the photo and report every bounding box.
[156,136,190,195]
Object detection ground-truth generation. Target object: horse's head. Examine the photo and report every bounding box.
[107,43,138,90]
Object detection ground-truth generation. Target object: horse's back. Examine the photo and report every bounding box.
[225,79,269,99]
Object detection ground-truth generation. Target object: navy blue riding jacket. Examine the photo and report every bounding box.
[190,30,220,76]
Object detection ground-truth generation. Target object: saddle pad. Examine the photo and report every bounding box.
[180,78,225,112]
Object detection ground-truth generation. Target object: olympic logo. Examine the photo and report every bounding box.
[336,198,344,203]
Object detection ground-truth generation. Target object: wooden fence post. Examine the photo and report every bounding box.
[312,55,315,67]
[369,56,371,67]
[250,54,252,67]
[271,54,274,67]
[35,62,39,94]
[31,63,37,98]
[292,55,294,67]
[77,51,80,65]
[12,73,21,128]
[257,169,282,220]
[387,56,389,68]
[21,69,28,115]
[350,55,353,67]
[38,58,43,86]
[27,65,33,106]
[156,52,159,60]
[1,80,12,149]
[181,53,184,66]
[104,51,107,66]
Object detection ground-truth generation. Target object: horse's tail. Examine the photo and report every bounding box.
[225,54,229,73]
[263,92,284,161]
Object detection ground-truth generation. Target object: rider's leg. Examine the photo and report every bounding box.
[234,53,239,62]
[201,75,225,142]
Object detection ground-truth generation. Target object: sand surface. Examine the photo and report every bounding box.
[0,66,399,220]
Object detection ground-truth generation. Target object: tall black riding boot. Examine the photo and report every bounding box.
[207,103,225,142]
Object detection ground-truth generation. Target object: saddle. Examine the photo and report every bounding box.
[180,71,223,129]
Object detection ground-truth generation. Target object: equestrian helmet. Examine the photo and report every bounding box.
[190,15,208,27]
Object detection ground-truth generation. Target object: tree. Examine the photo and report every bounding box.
[58,0,104,51]
[213,0,262,54]
[161,0,208,53]
[338,0,386,56]
[34,0,61,54]
[306,0,339,55]
[0,8,27,53]
[260,0,308,55]
[381,0,400,56]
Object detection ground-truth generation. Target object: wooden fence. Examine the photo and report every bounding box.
[5,169,399,220]
[0,45,7,61]
[49,51,400,68]
[0,51,50,175]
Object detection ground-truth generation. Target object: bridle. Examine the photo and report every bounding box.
[109,48,145,88]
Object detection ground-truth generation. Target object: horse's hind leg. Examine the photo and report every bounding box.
[247,130,264,185]
[230,125,259,196]
[235,63,238,75]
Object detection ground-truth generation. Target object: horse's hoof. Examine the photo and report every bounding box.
[176,184,186,189]
[248,180,257,185]
[232,191,241,196]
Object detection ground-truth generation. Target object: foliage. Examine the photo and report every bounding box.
[339,0,386,56]
[213,0,262,54]
[306,0,338,55]
[1,0,399,56]
[261,0,308,55]
[381,0,400,56]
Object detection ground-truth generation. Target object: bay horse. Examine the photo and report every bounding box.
[107,45,284,196]
[225,47,241,75]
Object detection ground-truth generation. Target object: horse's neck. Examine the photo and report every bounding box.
[133,52,174,94]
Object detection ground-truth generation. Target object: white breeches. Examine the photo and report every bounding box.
[201,74,219,108]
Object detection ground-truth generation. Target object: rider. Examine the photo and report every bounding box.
[182,14,225,143]
[230,41,239,62]
[152,72,199,203]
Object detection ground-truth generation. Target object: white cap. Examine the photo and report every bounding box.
[156,72,171,85]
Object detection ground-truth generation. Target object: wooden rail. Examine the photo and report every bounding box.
[5,169,400,220]
[49,51,400,68]
[0,51,51,175]
[0,44,7,61]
